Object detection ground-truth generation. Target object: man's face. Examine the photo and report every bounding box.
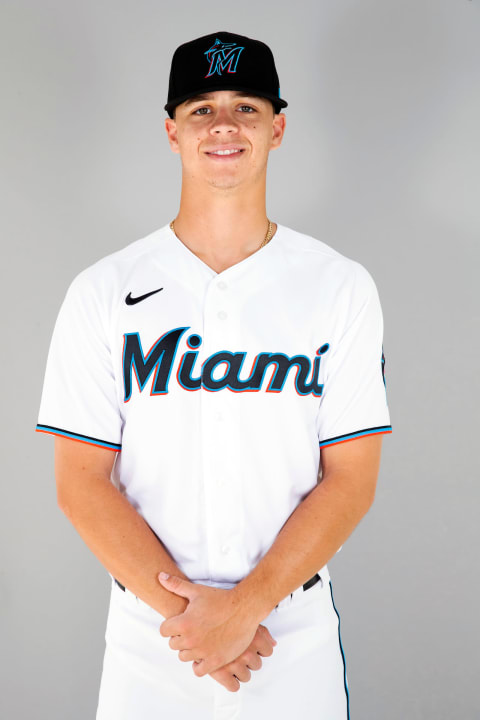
[164,90,286,191]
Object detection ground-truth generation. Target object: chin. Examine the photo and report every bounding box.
[208,178,243,190]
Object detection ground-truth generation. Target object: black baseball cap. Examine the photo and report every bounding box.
[164,31,288,118]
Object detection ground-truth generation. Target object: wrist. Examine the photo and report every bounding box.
[231,575,275,624]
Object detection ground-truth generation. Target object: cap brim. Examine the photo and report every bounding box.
[164,85,288,115]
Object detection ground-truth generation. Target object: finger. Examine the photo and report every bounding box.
[267,629,278,646]
[259,624,277,647]
[229,663,251,683]
[210,668,241,693]
[253,633,275,657]
[233,651,262,674]
[242,652,262,671]
[193,658,216,677]
[159,617,185,638]
[220,649,262,676]
[177,649,198,663]
[169,635,190,651]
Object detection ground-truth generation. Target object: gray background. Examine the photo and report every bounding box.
[1,0,479,718]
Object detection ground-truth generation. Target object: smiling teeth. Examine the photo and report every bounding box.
[210,149,242,155]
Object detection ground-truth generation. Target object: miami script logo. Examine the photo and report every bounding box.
[122,327,330,401]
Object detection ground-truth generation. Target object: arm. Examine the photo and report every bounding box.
[156,432,385,678]
[54,435,190,618]
[232,433,384,619]
[55,434,278,692]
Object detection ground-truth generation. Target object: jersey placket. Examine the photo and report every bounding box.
[200,272,245,584]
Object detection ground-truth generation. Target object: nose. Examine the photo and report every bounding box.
[209,106,239,134]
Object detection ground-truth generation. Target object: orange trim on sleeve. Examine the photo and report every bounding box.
[35,427,121,452]
[321,428,392,449]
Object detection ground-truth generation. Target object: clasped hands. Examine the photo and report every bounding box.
[157,572,277,693]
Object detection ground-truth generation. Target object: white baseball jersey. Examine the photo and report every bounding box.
[36,221,392,718]
[36,221,392,586]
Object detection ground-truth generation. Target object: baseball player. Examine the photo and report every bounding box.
[36,30,392,720]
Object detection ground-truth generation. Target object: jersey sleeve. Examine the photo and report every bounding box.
[35,270,123,452]
[316,262,392,448]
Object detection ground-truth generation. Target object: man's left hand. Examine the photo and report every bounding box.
[157,573,262,677]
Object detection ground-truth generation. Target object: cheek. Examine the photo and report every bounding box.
[179,137,200,156]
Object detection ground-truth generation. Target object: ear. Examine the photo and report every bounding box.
[270,113,286,151]
[165,116,180,154]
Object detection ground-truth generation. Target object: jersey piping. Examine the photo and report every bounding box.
[318,425,392,448]
[35,424,122,452]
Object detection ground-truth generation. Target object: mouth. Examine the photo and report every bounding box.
[204,149,245,159]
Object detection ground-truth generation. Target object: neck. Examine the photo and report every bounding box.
[172,178,275,262]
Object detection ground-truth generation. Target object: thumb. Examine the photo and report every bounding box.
[157,572,194,599]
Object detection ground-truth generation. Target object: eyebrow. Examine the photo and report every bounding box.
[182,91,261,107]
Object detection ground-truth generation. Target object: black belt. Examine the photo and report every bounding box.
[114,572,321,605]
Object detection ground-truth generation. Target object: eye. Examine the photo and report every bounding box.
[191,104,257,116]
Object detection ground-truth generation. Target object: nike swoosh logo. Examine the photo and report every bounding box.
[125,288,163,305]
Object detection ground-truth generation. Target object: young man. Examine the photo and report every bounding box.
[36,30,392,719]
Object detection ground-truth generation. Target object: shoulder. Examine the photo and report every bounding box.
[276,223,377,295]
[62,224,168,301]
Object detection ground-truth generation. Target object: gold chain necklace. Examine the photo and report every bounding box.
[169,218,275,249]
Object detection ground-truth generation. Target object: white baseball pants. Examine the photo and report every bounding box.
[96,566,350,719]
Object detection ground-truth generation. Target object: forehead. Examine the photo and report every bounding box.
[181,90,266,107]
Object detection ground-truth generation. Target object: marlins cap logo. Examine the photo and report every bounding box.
[204,37,245,78]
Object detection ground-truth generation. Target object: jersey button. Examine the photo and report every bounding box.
[217,310,228,320]
[217,281,228,291]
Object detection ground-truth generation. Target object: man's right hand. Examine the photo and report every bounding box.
[206,623,277,692]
